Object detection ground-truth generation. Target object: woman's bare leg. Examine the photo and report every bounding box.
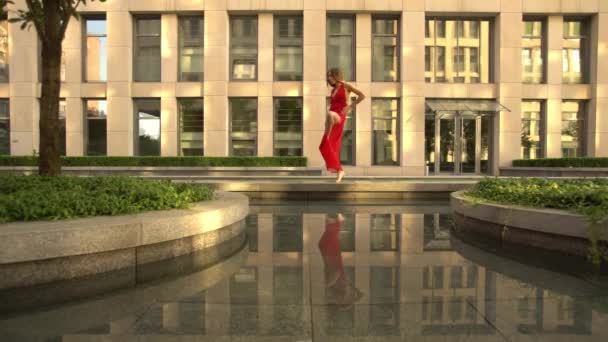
[325,111,341,136]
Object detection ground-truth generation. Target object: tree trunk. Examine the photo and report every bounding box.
[38,2,65,176]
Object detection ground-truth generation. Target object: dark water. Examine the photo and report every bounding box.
[1,200,607,342]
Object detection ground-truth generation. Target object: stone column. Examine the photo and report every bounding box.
[401,5,426,176]
[203,2,229,156]
[7,0,39,155]
[63,19,84,156]
[106,7,133,156]
[355,13,372,169]
[161,14,178,156]
[303,8,326,167]
[590,10,608,156]
[258,13,274,156]
[496,10,523,171]
[546,16,564,158]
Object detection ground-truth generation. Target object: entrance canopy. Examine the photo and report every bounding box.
[426,99,510,113]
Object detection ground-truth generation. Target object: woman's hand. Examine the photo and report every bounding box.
[344,105,353,115]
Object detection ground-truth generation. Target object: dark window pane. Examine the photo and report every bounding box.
[85,100,107,156]
[58,100,66,155]
[372,17,399,82]
[230,98,257,156]
[274,97,302,156]
[179,16,204,82]
[231,16,258,80]
[561,100,586,157]
[372,99,399,166]
[522,20,544,83]
[178,98,203,156]
[86,19,107,82]
[327,16,355,81]
[134,18,161,82]
[0,20,8,83]
[521,100,544,159]
[274,16,303,81]
[0,100,9,154]
[134,99,161,156]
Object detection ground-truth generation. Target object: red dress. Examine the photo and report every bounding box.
[319,82,348,173]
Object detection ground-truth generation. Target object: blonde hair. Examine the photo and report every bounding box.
[327,68,344,86]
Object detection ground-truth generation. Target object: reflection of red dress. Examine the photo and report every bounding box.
[319,83,348,173]
[318,220,346,287]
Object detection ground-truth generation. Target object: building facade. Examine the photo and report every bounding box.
[1,0,607,176]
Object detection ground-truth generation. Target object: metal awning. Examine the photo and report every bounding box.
[426,99,511,113]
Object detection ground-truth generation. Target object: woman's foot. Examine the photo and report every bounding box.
[336,170,345,183]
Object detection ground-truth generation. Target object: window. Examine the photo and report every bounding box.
[327,15,355,81]
[563,20,588,84]
[85,100,107,156]
[274,16,303,81]
[230,16,257,80]
[561,101,586,157]
[85,18,107,82]
[522,20,545,83]
[134,99,161,156]
[134,17,161,82]
[370,214,400,251]
[179,16,204,82]
[274,97,302,156]
[230,98,257,156]
[425,19,491,83]
[372,98,399,166]
[0,18,8,83]
[521,100,544,160]
[372,16,399,82]
[0,100,8,155]
[178,99,203,156]
[59,100,67,156]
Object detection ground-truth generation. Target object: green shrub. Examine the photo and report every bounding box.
[466,178,608,219]
[512,158,608,168]
[0,175,214,223]
[466,178,608,265]
[0,156,307,167]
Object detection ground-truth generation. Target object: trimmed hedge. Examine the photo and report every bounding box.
[0,156,307,167]
[512,158,608,168]
[0,175,214,223]
[465,178,608,221]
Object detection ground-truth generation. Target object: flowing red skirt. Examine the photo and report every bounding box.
[319,112,346,173]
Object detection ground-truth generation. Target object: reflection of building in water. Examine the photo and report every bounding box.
[62,209,596,340]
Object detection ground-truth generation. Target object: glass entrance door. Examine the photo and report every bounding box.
[430,112,491,175]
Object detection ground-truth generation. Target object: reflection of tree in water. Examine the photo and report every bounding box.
[139,134,160,156]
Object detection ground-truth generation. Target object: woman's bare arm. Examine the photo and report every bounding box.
[343,83,366,113]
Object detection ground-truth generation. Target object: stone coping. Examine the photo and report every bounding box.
[0,166,320,171]
[0,191,249,265]
[450,190,607,241]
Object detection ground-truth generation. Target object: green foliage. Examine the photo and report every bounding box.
[465,177,608,265]
[0,175,213,223]
[0,156,307,167]
[513,158,608,168]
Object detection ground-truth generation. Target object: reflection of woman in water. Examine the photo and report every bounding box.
[318,213,363,307]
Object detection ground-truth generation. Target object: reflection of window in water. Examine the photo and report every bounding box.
[134,301,206,334]
[370,214,400,251]
[369,267,400,336]
[325,267,355,336]
[339,213,356,252]
[230,267,258,334]
[245,214,258,252]
[272,267,305,335]
[423,213,452,251]
[273,214,303,252]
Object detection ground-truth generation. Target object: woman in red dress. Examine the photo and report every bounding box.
[320,68,366,183]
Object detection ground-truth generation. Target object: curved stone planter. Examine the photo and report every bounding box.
[451,190,608,257]
[0,191,249,290]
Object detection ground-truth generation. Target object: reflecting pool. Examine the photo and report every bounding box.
[1,200,607,342]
